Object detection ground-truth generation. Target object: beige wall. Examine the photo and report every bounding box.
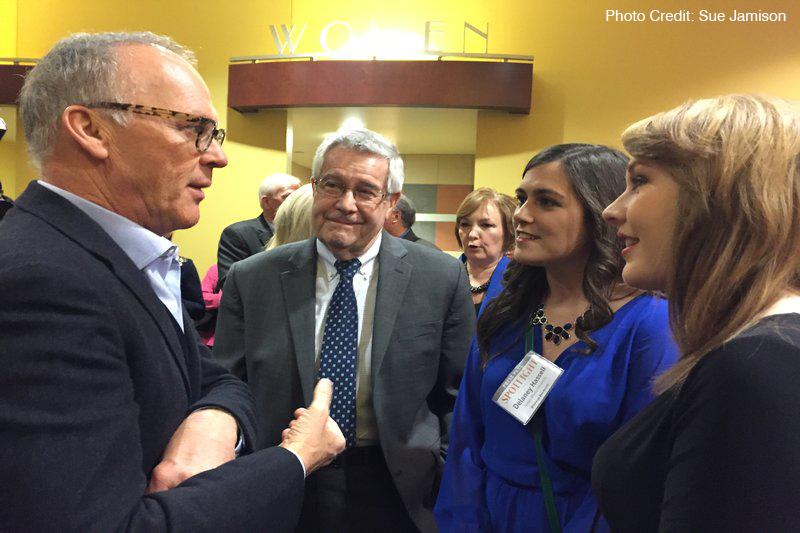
[403,154,474,185]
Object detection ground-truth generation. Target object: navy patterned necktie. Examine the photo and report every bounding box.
[319,258,361,447]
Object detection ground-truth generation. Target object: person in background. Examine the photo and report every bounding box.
[383,194,439,250]
[455,188,517,315]
[594,94,800,532]
[199,263,221,347]
[0,179,13,221]
[266,183,315,250]
[200,183,315,349]
[0,122,11,221]
[436,144,677,532]
[217,173,300,287]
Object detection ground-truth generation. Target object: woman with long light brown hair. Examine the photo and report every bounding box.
[595,94,800,531]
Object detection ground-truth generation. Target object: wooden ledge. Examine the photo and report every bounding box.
[228,60,532,114]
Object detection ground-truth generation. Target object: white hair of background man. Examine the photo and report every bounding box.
[311,128,405,194]
[18,31,195,169]
[258,173,302,200]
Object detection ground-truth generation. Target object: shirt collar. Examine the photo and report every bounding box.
[316,232,382,279]
[38,180,178,269]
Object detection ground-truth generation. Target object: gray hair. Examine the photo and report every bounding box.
[393,194,416,228]
[311,128,404,193]
[258,173,302,200]
[19,31,196,168]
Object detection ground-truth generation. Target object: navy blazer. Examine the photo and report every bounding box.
[216,214,273,288]
[0,182,304,532]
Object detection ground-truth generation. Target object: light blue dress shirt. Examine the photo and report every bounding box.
[38,181,185,330]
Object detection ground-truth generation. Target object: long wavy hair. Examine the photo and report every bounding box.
[621,94,800,393]
[477,144,629,363]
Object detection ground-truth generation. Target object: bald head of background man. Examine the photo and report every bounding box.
[216,173,301,287]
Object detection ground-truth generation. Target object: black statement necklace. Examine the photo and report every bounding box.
[470,281,490,294]
[530,303,575,346]
[466,264,491,294]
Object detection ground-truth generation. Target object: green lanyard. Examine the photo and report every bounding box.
[526,326,563,533]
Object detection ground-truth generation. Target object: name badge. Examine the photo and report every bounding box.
[492,351,563,425]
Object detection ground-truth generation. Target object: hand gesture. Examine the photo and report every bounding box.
[280,378,346,474]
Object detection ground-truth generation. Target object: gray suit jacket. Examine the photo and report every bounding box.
[402,228,441,251]
[214,232,475,532]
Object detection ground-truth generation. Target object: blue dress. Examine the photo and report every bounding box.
[478,256,510,317]
[435,295,677,532]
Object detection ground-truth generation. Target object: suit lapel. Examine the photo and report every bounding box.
[371,234,411,383]
[17,183,191,394]
[256,214,273,246]
[281,238,318,405]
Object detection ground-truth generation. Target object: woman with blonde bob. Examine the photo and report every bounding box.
[266,183,314,250]
[594,94,800,531]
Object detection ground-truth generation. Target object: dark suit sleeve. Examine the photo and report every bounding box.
[188,320,258,450]
[0,261,303,532]
[180,258,206,321]
[430,261,476,459]
[212,261,249,383]
[217,224,250,288]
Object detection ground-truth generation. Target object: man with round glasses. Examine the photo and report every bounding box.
[215,128,476,532]
[0,32,343,530]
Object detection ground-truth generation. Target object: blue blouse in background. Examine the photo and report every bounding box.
[435,294,677,532]
[460,254,510,317]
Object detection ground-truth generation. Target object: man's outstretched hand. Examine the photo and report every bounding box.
[280,378,345,474]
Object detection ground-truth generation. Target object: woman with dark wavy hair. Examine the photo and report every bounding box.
[435,144,677,532]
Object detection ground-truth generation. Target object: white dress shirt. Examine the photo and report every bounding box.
[315,234,381,444]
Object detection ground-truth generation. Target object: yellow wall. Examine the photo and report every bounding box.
[474,0,800,193]
[0,0,17,198]
[8,0,800,272]
[0,0,15,57]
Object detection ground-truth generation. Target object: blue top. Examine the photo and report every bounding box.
[435,294,677,532]
[461,254,511,317]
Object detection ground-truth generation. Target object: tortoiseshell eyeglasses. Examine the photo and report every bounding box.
[84,102,226,152]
